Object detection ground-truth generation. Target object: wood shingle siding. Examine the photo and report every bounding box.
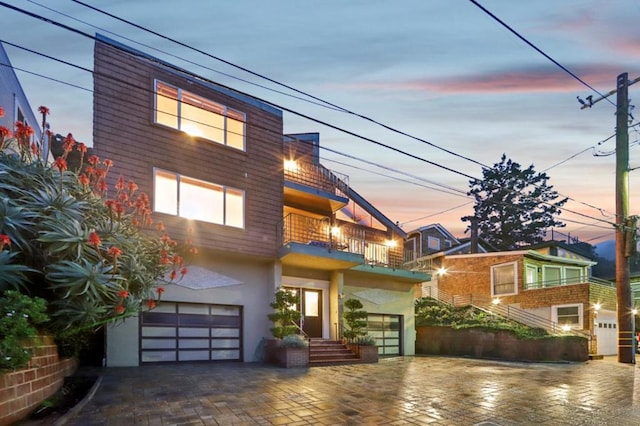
[93,40,283,259]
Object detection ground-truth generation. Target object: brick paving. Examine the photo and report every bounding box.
[64,356,640,425]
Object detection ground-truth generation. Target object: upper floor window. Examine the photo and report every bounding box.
[427,236,440,251]
[542,265,584,287]
[491,262,517,296]
[153,169,244,228]
[154,80,246,151]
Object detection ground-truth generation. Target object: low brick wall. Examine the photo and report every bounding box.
[0,336,77,426]
[416,326,588,362]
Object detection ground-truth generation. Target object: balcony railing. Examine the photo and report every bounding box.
[285,161,349,196]
[278,213,413,269]
[524,276,615,290]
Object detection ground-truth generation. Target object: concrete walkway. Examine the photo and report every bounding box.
[64,356,640,425]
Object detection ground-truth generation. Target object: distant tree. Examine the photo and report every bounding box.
[462,154,568,250]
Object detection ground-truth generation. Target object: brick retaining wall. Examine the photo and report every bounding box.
[0,336,77,426]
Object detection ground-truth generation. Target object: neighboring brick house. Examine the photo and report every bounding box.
[417,241,618,355]
[93,35,428,366]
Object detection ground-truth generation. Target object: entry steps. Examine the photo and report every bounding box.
[308,338,359,366]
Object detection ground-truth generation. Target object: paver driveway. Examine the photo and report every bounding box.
[64,356,640,425]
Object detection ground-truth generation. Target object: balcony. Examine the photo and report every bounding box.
[277,213,423,279]
[284,161,349,214]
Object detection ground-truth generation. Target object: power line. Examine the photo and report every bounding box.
[468,0,615,107]
[0,6,620,233]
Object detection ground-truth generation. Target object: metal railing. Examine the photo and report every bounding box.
[524,276,615,290]
[278,213,413,269]
[420,286,590,338]
[284,161,349,197]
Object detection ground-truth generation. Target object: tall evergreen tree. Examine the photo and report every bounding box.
[462,154,567,250]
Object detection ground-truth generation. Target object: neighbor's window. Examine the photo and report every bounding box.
[154,169,244,228]
[525,265,539,289]
[553,304,583,329]
[491,262,517,296]
[427,236,440,251]
[564,267,583,285]
[154,80,246,150]
[542,265,562,287]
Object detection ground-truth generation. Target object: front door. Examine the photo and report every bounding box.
[301,289,322,337]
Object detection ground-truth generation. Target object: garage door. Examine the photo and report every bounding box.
[140,302,242,363]
[596,310,617,356]
[367,314,402,356]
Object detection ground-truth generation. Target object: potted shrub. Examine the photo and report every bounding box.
[265,289,308,368]
[343,298,378,363]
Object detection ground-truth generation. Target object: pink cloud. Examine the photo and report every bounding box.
[343,65,628,95]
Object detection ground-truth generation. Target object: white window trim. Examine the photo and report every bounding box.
[525,264,539,289]
[490,261,518,297]
[552,303,584,330]
[153,168,245,228]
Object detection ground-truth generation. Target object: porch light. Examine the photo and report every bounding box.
[385,239,397,248]
[561,324,572,332]
[633,308,638,316]
[331,226,340,237]
[594,303,601,312]
[436,267,447,276]
[284,159,298,172]
[492,298,500,305]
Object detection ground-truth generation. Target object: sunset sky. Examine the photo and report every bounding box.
[2,0,640,244]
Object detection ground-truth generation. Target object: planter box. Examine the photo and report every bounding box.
[347,344,379,363]
[264,339,309,368]
[416,326,588,362]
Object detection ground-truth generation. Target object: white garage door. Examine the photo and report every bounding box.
[596,310,617,356]
[140,302,242,363]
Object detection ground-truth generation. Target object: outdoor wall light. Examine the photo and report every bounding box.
[283,159,298,172]
[492,298,500,305]
[331,226,340,236]
[633,308,638,315]
[594,303,601,311]
[562,324,571,332]
[385,239,397,248]
[436,267,447,276]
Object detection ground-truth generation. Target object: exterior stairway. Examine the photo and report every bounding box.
[309,338,359,366]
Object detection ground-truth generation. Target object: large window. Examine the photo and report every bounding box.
[154,169,244,228]
[542,265,584,287]
[491,262,517,296]
[552,304,583,329]
[525,265,539,289]
[154,80,246,150]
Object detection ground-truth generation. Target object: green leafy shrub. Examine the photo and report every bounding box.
[267,288,301,339]
[0,107,193,337]
[282,334,308,348]
[343,298,368,342]
[0,291,48,371]
[415,297,551,339]
[353,334,377,346]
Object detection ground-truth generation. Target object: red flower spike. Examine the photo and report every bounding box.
[0,126,11,138]
[0,106,4,117]
[116,289,129,299]
[88,231,101,247]
[53,157,67,172]
[76,142,87,154]
[38,106,50,115]
[169,270,177,281]
[147,299,156,309]
[78,174,89,186]
[157,287,165,295]
[0,234,11,249]
[115,304,125,314]
[108,246,123,258]
[180,267,188,277]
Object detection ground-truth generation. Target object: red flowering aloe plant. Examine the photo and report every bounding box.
[0,106,193,332]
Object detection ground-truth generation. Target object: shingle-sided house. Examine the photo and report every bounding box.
[93,35,428,366]
[416,241,618,355]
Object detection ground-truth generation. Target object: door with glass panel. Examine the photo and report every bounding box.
[286,287,323,338]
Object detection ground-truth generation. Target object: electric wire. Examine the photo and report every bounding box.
[0,5,622,234]
[0,34,618,232]
[468,0,615,107]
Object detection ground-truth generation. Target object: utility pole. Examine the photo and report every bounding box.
[580,72,638,363]
[615,73,634,364]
